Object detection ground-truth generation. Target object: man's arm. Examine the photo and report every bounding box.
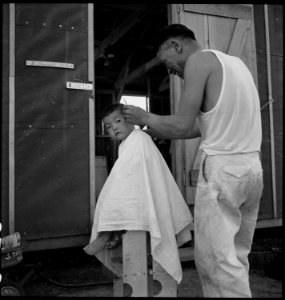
[123,51,211,139]
[146,119,201,139]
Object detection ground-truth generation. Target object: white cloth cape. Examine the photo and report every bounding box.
[89,129,193,283]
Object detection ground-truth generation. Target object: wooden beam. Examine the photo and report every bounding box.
[256,218,282,229]
[95,5,153,61]
[227,19,251,57]
[88,3,96,227]
[122,231,152,297]
[115,57,160,89]
[184,4,253,20]
[115,54,133,102]
[264,4,277,219]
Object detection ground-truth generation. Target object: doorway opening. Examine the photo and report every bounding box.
[120,95,149,112]
[94,4,171,170]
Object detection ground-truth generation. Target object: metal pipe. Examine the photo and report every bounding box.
[264,4,277,218]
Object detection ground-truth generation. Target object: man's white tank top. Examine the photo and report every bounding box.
[197,50,262,155]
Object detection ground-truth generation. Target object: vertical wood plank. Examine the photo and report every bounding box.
[88,4,94,82]
[208,15,231,52]
[168,4,185,193]
[183,12,205,46]
[88,4,96,226]
[171,76,185,195]
[95,156,108,199]
[271,13,283,216]
[172,9,205,196]
[180,11,205,204]
[253,4,273,219]
[227,19,251,57]
[122,231,151,297]
[248,14,258,85]
[89,97,96,223]
[264,4,277,218]
[9,3,15,234]
[168,4,185,194]
[203,15,209,49]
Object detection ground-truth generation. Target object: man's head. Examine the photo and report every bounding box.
[101,103,134,141]
[156,24,198,78]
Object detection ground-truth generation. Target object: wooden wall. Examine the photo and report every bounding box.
[254,4,283,220]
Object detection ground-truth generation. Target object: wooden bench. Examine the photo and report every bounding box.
[94,230,177,297]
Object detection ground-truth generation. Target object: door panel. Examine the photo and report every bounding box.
[169,4,258,205]
[13,4,92,242]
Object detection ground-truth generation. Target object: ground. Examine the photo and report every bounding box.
[1,228,282,297]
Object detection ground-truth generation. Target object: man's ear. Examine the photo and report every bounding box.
[175,42,183,54]
[170,39,183,54]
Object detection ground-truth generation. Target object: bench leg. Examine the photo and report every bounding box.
[153,260,177,297]
[113,231,177,297]
[122,231,152,297]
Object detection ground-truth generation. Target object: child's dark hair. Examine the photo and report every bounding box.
[100,103,125,120]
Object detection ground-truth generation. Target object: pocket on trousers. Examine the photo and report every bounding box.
[221,165,251,179]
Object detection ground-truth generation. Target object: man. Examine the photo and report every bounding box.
[123,24,263,297]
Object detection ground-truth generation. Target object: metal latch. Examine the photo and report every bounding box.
[66,82,93,91]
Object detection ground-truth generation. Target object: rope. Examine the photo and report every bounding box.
[260,98,274,111]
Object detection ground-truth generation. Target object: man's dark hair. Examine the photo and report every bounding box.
[100,103,125,120]
[155,24,196,51]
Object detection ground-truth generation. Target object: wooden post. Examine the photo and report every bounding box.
[122,231,152,297]
[88,3,96,225]
[9,3,15,234]
[98,230,178,297]
[264,4,277,219]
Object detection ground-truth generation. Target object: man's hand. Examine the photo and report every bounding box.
[122,105,148,125]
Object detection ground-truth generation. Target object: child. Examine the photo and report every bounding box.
[89,103,135,250]
[84,103,192,283]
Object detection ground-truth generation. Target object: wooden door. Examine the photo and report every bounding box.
[9,4,95,250]
[168,4,258,206]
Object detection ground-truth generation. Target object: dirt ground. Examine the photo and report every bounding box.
[1,228,282,298]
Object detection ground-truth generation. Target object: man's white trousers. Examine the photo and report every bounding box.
[194,152,263,297]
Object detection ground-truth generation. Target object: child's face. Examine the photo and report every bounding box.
[103,109,134,141]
